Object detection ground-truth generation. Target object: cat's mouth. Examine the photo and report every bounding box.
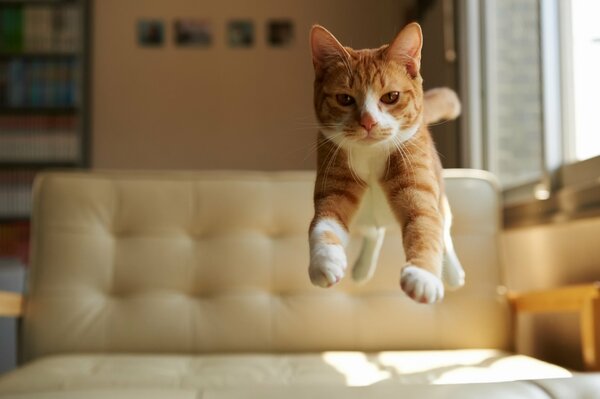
[360,136,384,143]
[353,131,392,145]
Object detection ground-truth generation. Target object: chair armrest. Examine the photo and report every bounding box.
[0,290,23,317]
[508,283,600,371]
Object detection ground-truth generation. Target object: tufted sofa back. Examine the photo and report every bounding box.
[23,170,509,361]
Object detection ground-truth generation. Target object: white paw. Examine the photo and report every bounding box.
[400,265,444,304]
[309,244,347,288]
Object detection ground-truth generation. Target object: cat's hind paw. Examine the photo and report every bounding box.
[309,244,347,288]
[400,265,444,304]
[442,241,466,290]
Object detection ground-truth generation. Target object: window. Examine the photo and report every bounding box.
[567,0,600,162]
[483,0,544,188]
[459,0,600,226]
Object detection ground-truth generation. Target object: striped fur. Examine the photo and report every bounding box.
[308,23,464,303]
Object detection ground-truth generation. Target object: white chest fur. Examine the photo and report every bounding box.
[348,146,397,230]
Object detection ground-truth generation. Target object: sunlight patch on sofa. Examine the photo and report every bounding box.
[322,352,391,386]
[322,350,573,386]
[431,355,572,385]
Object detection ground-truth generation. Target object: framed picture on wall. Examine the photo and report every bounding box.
[174,19,212,47]
[137,19,165,47]
[227,20,254,48]
[267,19,294,47]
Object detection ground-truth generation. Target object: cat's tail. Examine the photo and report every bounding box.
[423,87,461,125]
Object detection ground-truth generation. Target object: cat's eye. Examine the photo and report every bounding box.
[380,91,400,105]
[336,94,355,106]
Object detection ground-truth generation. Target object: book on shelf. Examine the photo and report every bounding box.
[6,59,25,107]
[0,219,30,264]
[0,62,6,105]
[23,6,52,53]
[54,6,80,53]
[0,7,24,54]
[0,58,79,108]
[0,115,78,130]
[1,4,81,54]
[0,170,34,218]
[0,115,80,162]
[0,132,79,162]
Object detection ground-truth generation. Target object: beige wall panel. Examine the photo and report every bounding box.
[92,0,408,170]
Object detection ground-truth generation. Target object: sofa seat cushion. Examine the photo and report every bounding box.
[0,350,573,396]
[0,383,588,399]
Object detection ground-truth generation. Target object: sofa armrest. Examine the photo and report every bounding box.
[508,283,600,371]
[0,290,23,317]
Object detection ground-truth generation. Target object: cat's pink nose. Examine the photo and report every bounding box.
[360,113,378,132]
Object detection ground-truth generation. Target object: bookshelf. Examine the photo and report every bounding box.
[0,0,89,264]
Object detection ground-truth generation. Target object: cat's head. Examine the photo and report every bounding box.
[310,23,424,150]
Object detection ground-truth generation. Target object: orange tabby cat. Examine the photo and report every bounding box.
[308,22,464,304]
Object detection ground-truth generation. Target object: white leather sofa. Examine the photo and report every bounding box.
[0,169,599,398]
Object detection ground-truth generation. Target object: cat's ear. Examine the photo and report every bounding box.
[387,22,423,79]
[310,25,350,70]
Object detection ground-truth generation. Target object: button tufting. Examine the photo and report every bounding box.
[24,170,510,360]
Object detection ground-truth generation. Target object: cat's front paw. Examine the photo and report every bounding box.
[400,265,444,304]
[309,243,347,288]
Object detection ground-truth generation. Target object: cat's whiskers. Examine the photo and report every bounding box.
[403,130,443,160]
[288,126,331,133]
[400,143,417,185]
[293,122,342,130]
[321,137,346,192]
[409,139,432,160]
[320,141,338,192]
[382,147,392,177]
[385,146,392,180]
[400,141,418,185]
[426,119,452,128]
[400,131,428,155]
[393,135,416,185]
[303,131,345,162]
[324,138,347,191]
